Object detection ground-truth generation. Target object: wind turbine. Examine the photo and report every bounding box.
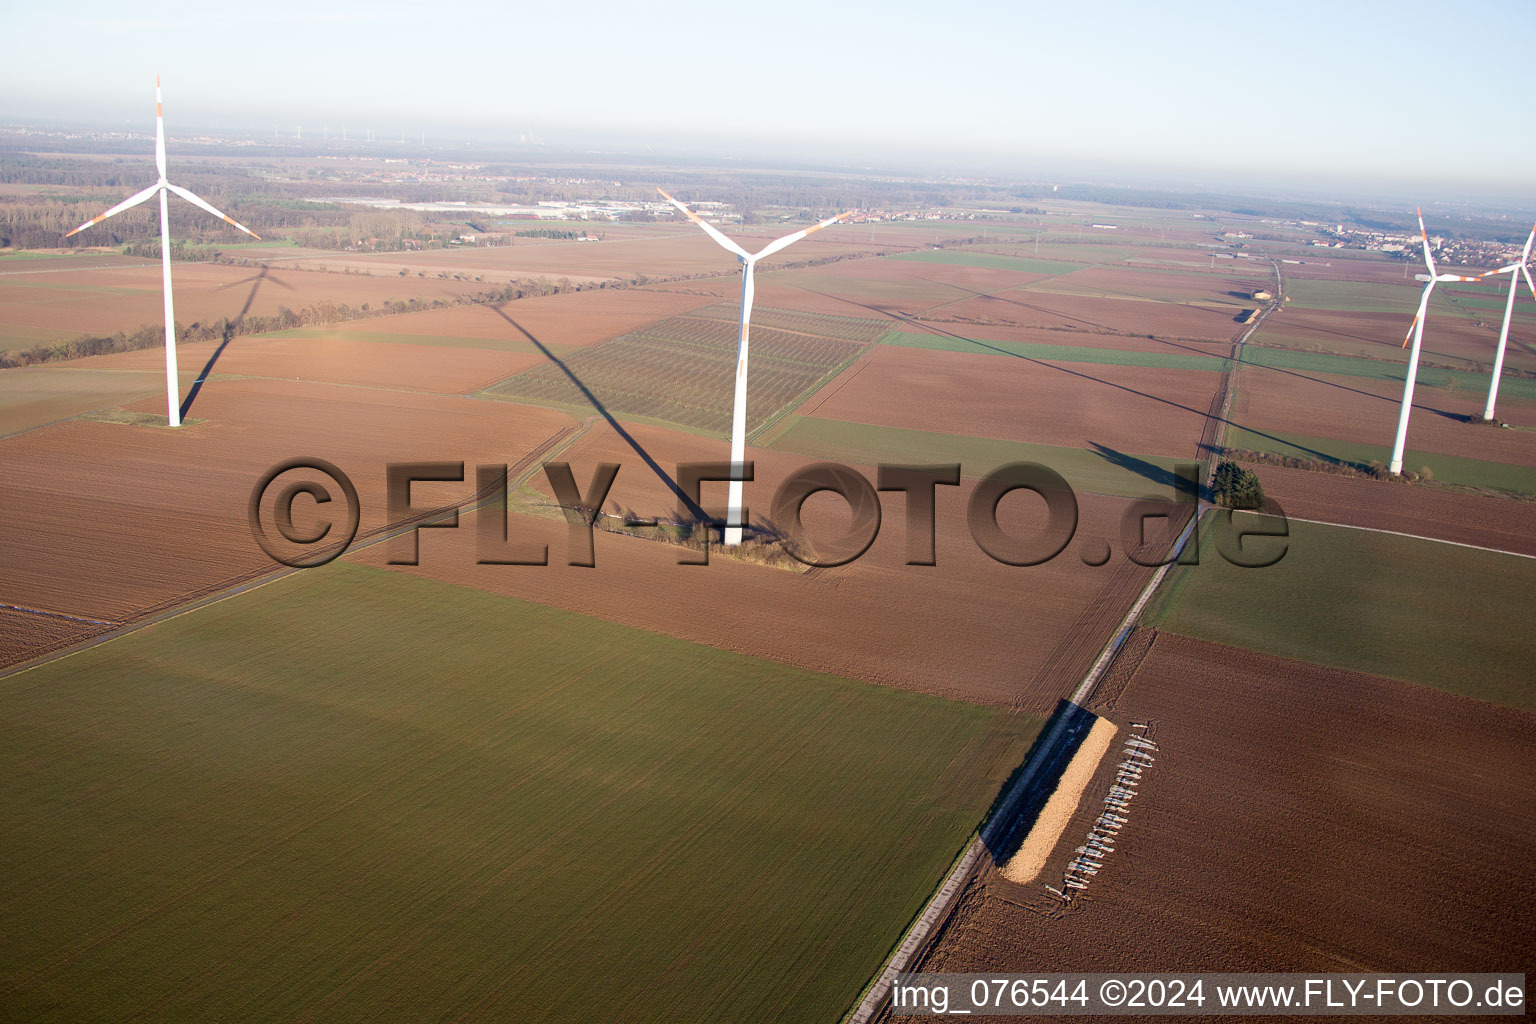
[658,189,852,545]
[1388,208,1483,476]
[1473,222,1536,423]
[65,77,260,427]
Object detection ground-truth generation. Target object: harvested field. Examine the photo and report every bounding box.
[0,561,1039,1024]
[0,366,161,436]
[360,417,1161,711]
[0,378,575,659]
[1150,516,1536,710]
[920,633,1536,981]
[1231,360,1536,466]
[798,345,1217,457]
[1254,463,1536,556]
[482,306,872,435]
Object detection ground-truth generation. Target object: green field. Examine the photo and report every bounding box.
[1149,516,1536,710]
[1223,425,1536,494]
[889,250,1084,275]
[0,562,1038,1022]
[883,329,1229,372]
[1242,346,1536,404]
[766,415,1197,497]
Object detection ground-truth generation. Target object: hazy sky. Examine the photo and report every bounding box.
[7,0,1534,193]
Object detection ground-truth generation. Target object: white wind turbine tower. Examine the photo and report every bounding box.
[658,189,852,545]
[65,77,261,427]
[1389,208,1483,476]
[1473,221,1536,423]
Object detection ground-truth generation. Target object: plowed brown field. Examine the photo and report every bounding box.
[72,337,539,396]
[940,290,1246,341]
[344,289,721,348]
[358,417,1157,710]
[1232,363,1536,465]
[0,379,574,662]
[0,263,498,342]
[1258,305,1527,371]
[1249,464,1536,556]
[920,632,1536,989]
[907,319,1230,355]
[800,345,1217,456]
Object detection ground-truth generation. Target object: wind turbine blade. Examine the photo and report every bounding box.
[1402,283,1433,348]
[63,184,161,237]
[656,188,748,260]
[1478,266,1518,278]
[1522,263,1536,302]
[1524,222,1536,263]
[752,210,854,261]
[155,75,167,179]
[1417,206,1437,276]
[165,183,262,239]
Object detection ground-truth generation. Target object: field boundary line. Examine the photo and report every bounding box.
[1281,515,1536,560]
[845,508,1205,1024]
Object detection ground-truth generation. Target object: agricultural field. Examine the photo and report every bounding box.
[1229,360,1536,465]
[6,172,1536,1024]
[764,416,1198,498]
[0,561,1041,1023]
[795,344,1219,458]
[1239,343,1536,401]
[1148,516,1536,710]
[882,328,1230,371]
[920,631,1536,980]
[0,260,502,354]
[1249,300,1536,373]
[0,365,161,436]
[361,413,1163,711]
[482,305,876,435]
[1255,464,1536,556]
[0,378,578,666]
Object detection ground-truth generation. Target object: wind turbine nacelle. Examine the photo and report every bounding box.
[1414,274,1434,282]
